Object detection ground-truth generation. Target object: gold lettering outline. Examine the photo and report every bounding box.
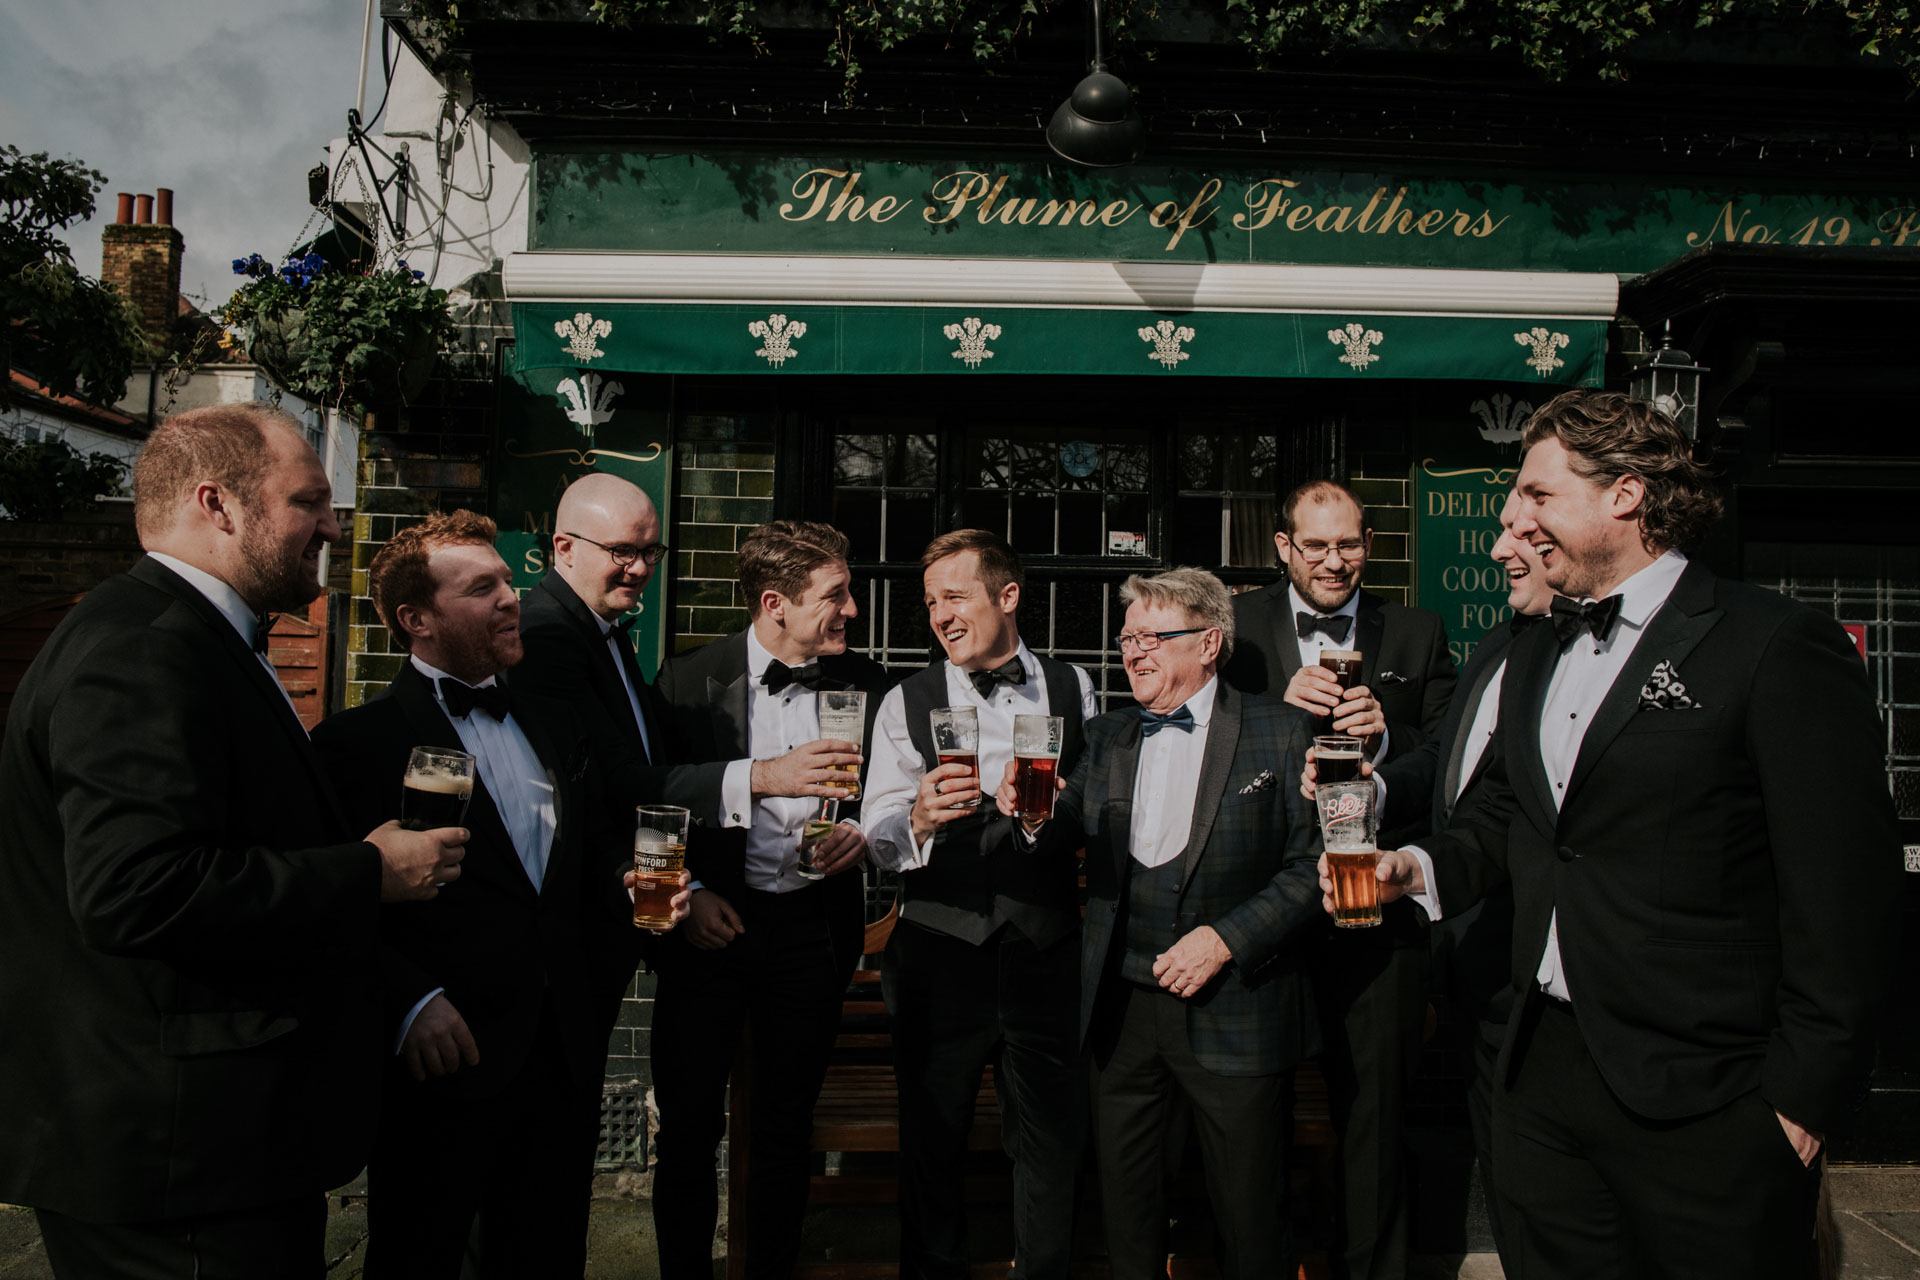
[1419,459,1517,485]
[501,440,665,465]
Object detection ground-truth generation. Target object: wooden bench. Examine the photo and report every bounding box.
[725,902,1337,1279]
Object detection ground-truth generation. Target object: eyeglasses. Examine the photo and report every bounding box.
[1290,538,1367,564]
[1113,628,1208,652]
[565,531,668,569]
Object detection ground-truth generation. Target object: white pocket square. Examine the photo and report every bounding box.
[1238,770,1276,795]
[1638,659,1699,710]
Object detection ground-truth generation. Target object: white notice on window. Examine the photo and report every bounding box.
[1108,531,1146,556]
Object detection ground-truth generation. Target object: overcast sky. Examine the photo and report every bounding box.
[1,0,382,309]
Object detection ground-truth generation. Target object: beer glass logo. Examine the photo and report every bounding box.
[1322,793,1367,826]
[635,828,675,872]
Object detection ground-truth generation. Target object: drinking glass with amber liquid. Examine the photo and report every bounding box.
[797,797,839,880]
[931,706,981,809]
[817,689,866,800]
[1011,714,1064,823]
[633,805,690,932]
[1315,779,1381,928]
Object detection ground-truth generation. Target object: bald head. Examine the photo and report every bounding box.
[551,472,663,620]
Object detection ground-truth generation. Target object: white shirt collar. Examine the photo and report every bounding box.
[1287,582,1361,624]
[745,627,818,690]
[410,654,500,694]
[1594,548,1688,630]
[950,638,1036,680]
[146,551,259,648]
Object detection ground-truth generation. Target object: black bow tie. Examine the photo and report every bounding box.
[968,657,1027,699]
[1140,704,1197,737]
[1510,611,1547,636]
[608,614,637,639]
[762,660,823,695]
[440,677,512,721]
[1550,594,1624,645]
[1297,611,1353,643]
[250,615,275,656]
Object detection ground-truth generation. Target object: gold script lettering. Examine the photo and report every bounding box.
[925,171,995,224]
[778,168,851,222]
[1235,179,1301,231]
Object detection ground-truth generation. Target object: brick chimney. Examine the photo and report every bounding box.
[101,187,184,345]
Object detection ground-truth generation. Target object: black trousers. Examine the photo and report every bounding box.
[364,999,603,1280]
[649,883,849,1280]
[1311,902,1428,1280]
[883,919,1083,1280]
[1433,882,1517,1265]
[35,1195,324,1280]
[1089,982,1291,1280]
[1494,997,1822,1280]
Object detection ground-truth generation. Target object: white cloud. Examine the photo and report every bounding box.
[0,0,384,308]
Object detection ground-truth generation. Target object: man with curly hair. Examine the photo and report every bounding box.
[1357,388,1902,1280]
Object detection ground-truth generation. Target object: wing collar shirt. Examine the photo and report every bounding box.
[864,641,1098,872]
[146,551,304,729]
[1407,550,1688,1006]
[1130,676,1219,870]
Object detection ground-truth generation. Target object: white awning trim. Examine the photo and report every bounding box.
[501,252,1620,321]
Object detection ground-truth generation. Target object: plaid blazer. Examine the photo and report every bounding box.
[1058,678,1324,1077]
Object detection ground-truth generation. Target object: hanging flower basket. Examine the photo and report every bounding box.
[221,253,453,415]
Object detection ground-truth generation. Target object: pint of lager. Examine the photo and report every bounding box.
[402,747,474,831]
[633,805,690,932]
[1011,714,1065,822]
[931,706,981,808]
[817,689,866,800]
[1314,778,1381,928]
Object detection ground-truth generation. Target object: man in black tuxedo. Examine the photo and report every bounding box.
[0,402,460,1278]
[1371,496,1555,1267]
[312,510,687,1278]
[1364,389,1901,1280]
[1005,568,1324,1280]
[650,520,891,1280]
[863,529,1098,1280]
[1225,480,1455,1280]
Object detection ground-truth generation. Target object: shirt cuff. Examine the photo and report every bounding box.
[721,758,752,828]
[395,987,446,1054]
[1370,725,1391,763]
[1402,845,1442,923]
[1372,771,1388,825]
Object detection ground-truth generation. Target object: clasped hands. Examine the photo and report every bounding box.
[1282,664,1385,740]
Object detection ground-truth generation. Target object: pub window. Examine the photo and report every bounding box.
[1171,426,1282,583]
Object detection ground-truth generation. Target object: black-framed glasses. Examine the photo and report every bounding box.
[564,531,668,568]
[1290,538,1367,564]
[1113,628,1208,653]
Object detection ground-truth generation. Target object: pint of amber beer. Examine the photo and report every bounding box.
[1011,714,1064,822]
[931,706,981,808]
[1314,779,1381,928]
[633,805,690,932]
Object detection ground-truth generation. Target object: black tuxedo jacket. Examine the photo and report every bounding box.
[311,663,633,1100]
[1048,680,1324,1077]
[655,632,893,963]
[1378,616,1524,831]
[0,556,383,1221]
[1426,560,1902,1134]
[515,571,727,819]
[1225,584,1456,847]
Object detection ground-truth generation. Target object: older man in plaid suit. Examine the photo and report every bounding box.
[999,567,1324,1280]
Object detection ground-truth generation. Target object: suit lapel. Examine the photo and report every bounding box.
[391,666,535,900]
[507,681,575,895]
[1563,562,1722,808]
[708,632,754,759]
[1268,586,1304,683]
[1106,715,1143,882]
[1442,640,1508,818]
[1353,592,1386,683]
[1506,621,1562,824]
[1179,681,1241,886]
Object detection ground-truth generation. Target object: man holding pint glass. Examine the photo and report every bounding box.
[864,529,1097,1280]
[312,511,682,1278]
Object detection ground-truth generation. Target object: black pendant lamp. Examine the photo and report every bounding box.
[1044,0,1145,167]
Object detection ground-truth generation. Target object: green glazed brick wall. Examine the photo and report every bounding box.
[670,412,776,654]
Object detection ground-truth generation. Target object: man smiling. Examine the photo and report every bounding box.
[1361,389,1900,1280]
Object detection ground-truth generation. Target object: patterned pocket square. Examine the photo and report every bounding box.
[1638,659,1699,711]
[1375,671,1411,685]
[1238,770,1277,795]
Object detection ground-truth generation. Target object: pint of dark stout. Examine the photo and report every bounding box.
[1011,714,1065,823]
[1317,649,1363,728]
[1313,735,1364,786]
[402,747,474,831]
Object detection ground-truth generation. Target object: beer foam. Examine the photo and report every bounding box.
[404,769,472,796]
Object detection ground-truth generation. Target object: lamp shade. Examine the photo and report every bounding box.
[1045,70,1145,167]
[1629,335,1708,442]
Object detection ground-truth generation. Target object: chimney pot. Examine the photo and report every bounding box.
[155,188,173,227]
[134,194,153,225]
[115,193,134,224]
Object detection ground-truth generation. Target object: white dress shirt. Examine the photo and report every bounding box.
[593,612,656,762]
[864,642,1098,872]
[1410,551,1688,1005]
[1289,583,1391,764]
[146,551,304,729]
[713,629,838,893]
[1455,660,1506,804]
[1130,677,1219,869]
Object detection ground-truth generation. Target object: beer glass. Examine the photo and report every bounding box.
[816,689,866,800]
[402,747,474,830]
[1315,778,1382,928]
[1319,649,1363,728]
[1312,735,1364,787]
[930,706,981,808]
[1011,714,1064,823]
[633,805,690,932]
[797,797,839,880]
